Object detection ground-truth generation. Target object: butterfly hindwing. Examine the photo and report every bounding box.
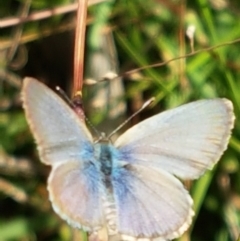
[111,164,194,240]
[48,159,105,231]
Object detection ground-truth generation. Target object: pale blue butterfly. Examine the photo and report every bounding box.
[21,77,235,241]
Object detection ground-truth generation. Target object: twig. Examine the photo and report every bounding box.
[0,177,28,203]
[0,148,35,177]
[0,0,106,29]
[0,3,78,29]
[121,38,240,78]
[6,0,31,66]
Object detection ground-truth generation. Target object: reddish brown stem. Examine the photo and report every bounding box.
[73,0,88,95]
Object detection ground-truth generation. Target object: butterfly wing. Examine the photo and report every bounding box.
[111,99,234,239]
[111,164,194,240]
[114,99,234,179]
[48,160,105,230]
[21,77,93,165]
[22,77,105,230]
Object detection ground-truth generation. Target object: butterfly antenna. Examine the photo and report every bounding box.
[56,86,74,108]
[83,116,104,141]
[56,86,103,139]
[107,97,155,139]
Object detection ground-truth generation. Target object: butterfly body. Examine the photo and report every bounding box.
[21,77,235,241]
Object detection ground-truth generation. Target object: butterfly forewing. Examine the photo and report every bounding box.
[22,77,93,165]
[114,99,234,180]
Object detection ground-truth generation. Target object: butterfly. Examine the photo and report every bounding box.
[21,77,235,241]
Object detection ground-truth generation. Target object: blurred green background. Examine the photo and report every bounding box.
[0,0,240,240]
